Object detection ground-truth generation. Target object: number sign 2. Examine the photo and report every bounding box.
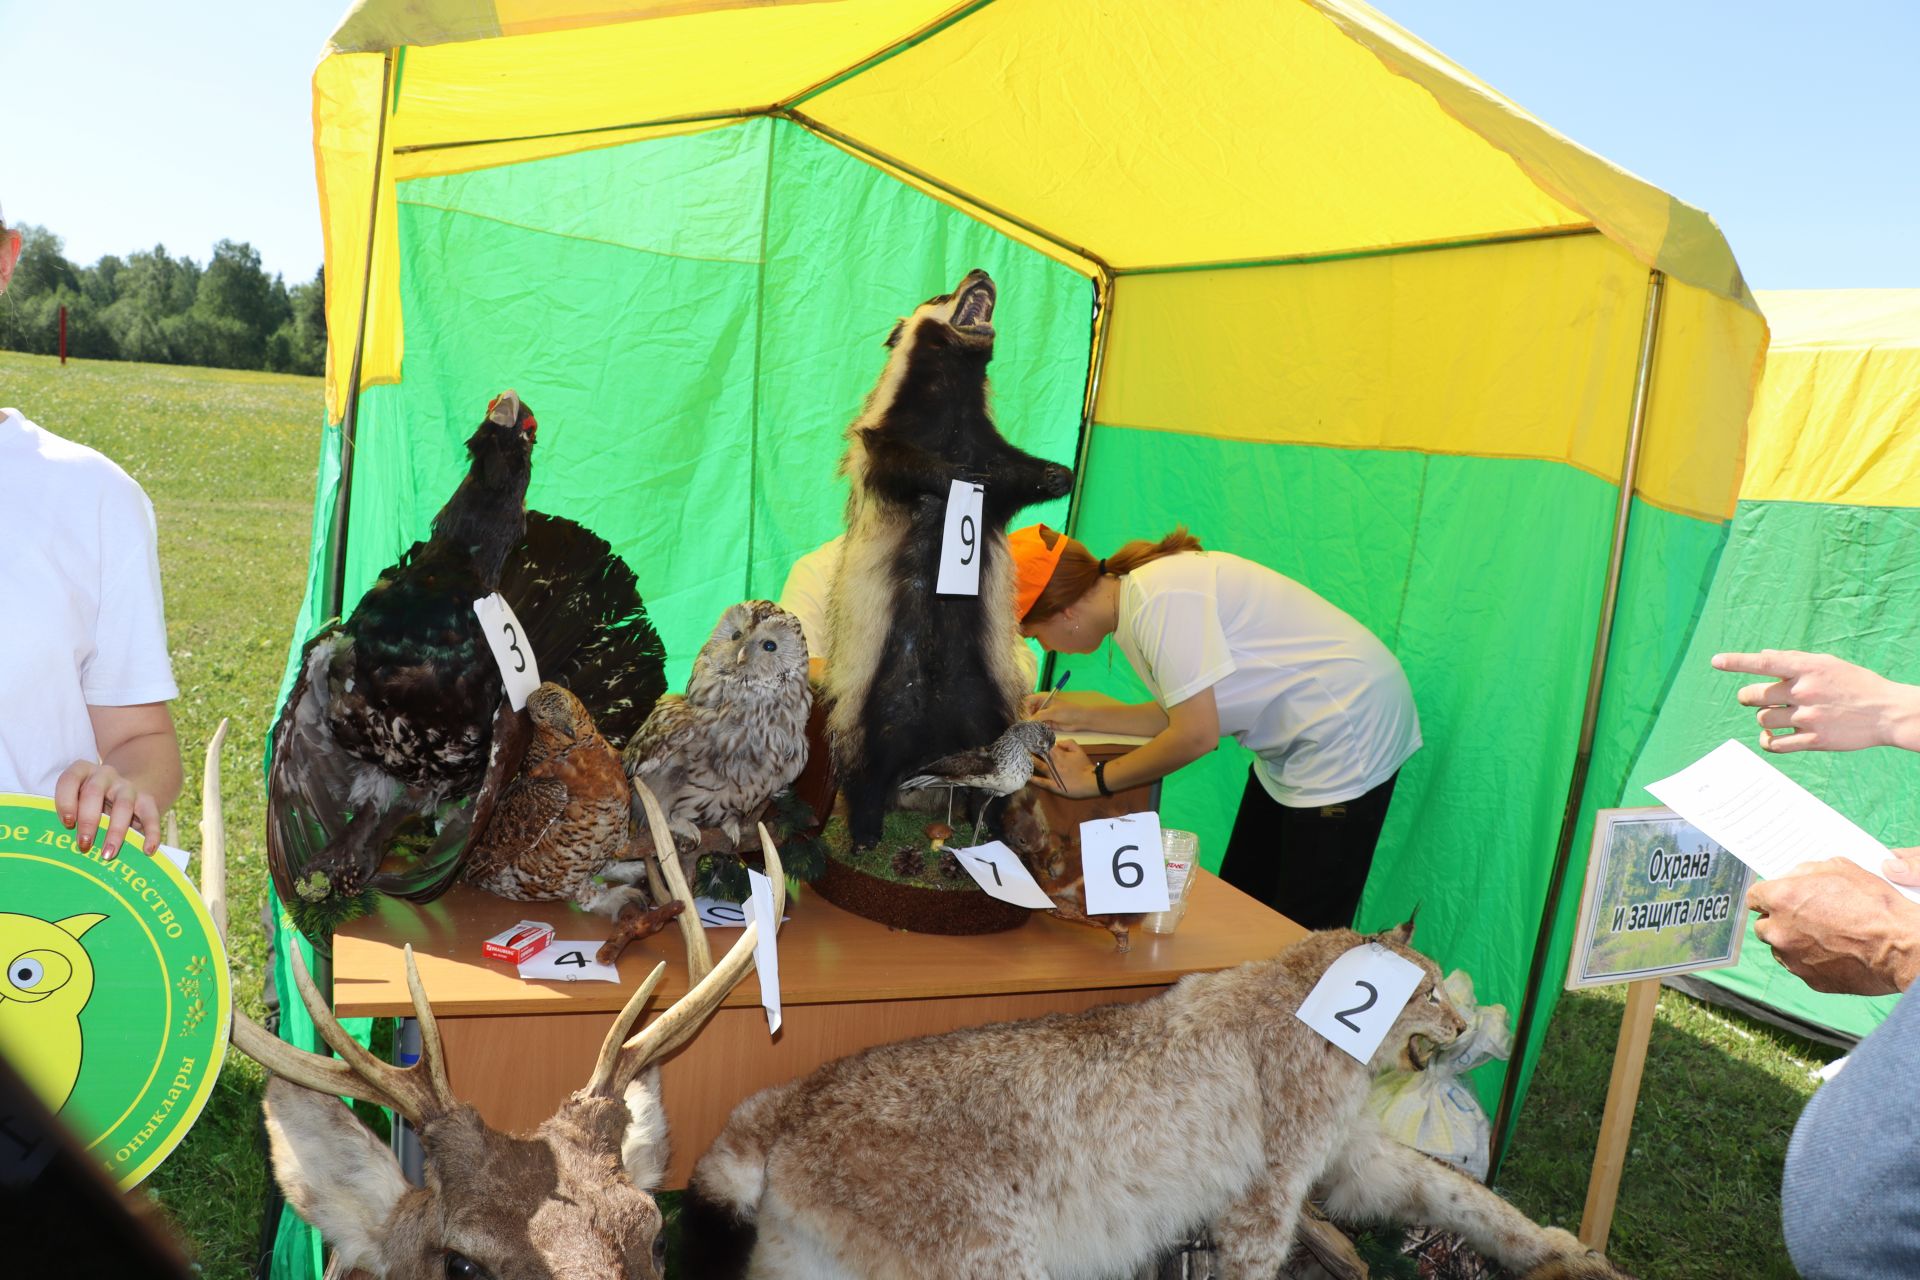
[1294,943,1425,1064]
[935,480,986,596]
[1079,812,1171,915]
[473,592,541,710]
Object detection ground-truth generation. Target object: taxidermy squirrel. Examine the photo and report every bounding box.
[267,392,666,942]
[825,269,1073,848]
[684,924,1636,1280]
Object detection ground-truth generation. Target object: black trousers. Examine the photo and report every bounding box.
[1216,766,1400,930]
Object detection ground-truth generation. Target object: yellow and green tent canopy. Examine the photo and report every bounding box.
[277,4,1767,1267]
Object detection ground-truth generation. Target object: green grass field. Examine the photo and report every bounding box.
[4,351,1838,1278]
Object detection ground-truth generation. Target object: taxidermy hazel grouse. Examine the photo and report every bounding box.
[267,391,667,943]
[623,601,811,868]
[461,682,639,917]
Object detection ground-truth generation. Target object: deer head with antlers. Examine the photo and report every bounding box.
[198,721,783,1279]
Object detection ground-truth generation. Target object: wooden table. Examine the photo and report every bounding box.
[335,869,1301,1187]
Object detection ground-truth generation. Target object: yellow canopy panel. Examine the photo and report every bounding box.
[1741,290,1920,508]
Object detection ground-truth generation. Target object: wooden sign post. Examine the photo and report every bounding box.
[1566,807,1753,1251]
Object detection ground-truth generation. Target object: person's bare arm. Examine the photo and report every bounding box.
[1747,857,1920,995]
[1031,688,1217,799]
[1713,649,1920,753]
[1022,689,1170,738]
[56,702,182,859]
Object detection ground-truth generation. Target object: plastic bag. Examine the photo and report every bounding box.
[1366,969,1511,1179]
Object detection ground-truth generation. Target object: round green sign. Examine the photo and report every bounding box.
[0,794,231,1188]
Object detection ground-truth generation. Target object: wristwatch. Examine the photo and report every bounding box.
[1093,759,1113,798]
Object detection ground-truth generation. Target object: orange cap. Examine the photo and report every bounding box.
[1008,524,1068,620]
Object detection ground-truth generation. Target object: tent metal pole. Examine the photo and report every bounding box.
[324,48,396,627]
[1488,269,1667,1179]
[315,48,396,999]
[1063,268,1114,542]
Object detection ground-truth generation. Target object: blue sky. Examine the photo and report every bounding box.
[2,1,1915,288]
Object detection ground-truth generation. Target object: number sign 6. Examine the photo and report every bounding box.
[1079,813,1169,915]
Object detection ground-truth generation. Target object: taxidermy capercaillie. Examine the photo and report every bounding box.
[460,681,639,917]
[825,269,1074,848]
[267,391,666,942]
[623,600,812,873]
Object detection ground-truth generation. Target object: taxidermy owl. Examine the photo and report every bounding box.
[0,911,107,1112]
[623,601,811,871]
[461,682,640,918]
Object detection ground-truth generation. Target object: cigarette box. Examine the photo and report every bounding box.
[482,920,555,964]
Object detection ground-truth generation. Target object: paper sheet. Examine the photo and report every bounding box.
[1646,740,1920,902]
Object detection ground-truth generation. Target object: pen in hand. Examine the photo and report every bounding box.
[1036,669,1072,714]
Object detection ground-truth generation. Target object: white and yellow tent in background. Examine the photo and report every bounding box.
[277,4,1766,1266]
[1628,289,1920,1047]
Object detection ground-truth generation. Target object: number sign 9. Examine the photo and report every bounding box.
[1079,812,1170,915]
[936,480,986,596]
[1294,943,1425,1064]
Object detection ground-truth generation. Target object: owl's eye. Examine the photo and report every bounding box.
[9,957,44,990]
[761,639,777,652]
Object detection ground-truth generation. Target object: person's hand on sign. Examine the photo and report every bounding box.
[53,703,181,860]
[1713,649,1920,754]
[1747,857,1920,996]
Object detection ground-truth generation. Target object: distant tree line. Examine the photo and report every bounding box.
[0,224,326,376]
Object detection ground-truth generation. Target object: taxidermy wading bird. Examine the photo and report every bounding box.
[621,601,811,886]
[898,719,1061,845]
[267,391,666,944]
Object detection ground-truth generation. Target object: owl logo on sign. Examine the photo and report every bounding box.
[0,911,108,1112]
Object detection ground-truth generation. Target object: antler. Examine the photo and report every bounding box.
[585,818,785,1097]
[201,727,459,1127]
[632,779,712,983]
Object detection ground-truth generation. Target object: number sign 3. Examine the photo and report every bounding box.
[1079,812,1171,915]
[1294,943,1425,1064]
[935,480,986,596]
[473,592,541,710]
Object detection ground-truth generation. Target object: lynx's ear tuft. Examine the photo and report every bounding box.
[1384,906,1418,945]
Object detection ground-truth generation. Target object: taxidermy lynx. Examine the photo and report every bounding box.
[685,925,1633,1280]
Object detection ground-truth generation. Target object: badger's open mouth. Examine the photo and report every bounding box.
[951,275,996,338]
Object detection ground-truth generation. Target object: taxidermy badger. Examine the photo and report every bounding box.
[825,269,1073,847]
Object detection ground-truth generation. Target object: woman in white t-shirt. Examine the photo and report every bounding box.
[1010,524,1419,928]
[0,209,181,858]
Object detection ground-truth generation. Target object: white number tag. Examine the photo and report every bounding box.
[747,869,783,1035]
[1294,943,1425,1063]
[693,896,789,929]
[1079,812,1171,915]
[473,592,541,710]
[950,840,1057,909]
[518,942,619,983]
[935,480,986,596]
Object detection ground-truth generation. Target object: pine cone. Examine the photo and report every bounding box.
[938,852,966,881]
[891,847,924,880]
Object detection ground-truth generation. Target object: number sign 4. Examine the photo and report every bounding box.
[1079,812,1171,916]
[518,942,620,984]
[473,592,541,710]
[1294,943,1425,1064]
[935,480,986,596]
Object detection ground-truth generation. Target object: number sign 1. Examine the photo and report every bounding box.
[473,592,541,710]
[1079,812,1171,916]
[1294,943,1425,1064]
[518,942,620,984]
[949,840,1057,909]
[935,480,986,596]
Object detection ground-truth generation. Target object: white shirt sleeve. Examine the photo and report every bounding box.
[1129,587,1235,708]
[778,545,835,662]
[83,483,177,706]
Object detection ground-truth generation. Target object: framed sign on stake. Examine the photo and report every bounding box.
[1565,806,1752,1252]
[0,795,231,1189]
